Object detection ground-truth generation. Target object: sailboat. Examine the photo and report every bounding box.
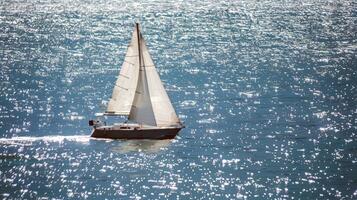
[89,23,184,139]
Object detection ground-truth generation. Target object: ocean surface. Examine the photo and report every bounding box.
[0,0,356,199]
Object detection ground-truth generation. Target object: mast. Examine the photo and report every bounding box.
[136,23,141,68]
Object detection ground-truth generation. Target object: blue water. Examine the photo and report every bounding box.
[1,0,356,199]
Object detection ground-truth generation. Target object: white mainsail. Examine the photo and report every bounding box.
[128,25,180,127]
[106,28,140,115]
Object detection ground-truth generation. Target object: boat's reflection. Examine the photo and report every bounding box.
[112,139,172,153]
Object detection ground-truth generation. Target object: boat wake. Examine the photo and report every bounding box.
[0,135,92,146]
[0,135,173,153]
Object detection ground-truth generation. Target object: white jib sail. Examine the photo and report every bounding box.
[129,30,180,127]
[106,27,140,115]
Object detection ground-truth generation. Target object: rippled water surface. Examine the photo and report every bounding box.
[1,0,356,199]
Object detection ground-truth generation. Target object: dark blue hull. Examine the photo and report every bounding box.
[91,127,182,140]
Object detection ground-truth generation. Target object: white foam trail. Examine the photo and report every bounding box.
[0,135,91,145]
